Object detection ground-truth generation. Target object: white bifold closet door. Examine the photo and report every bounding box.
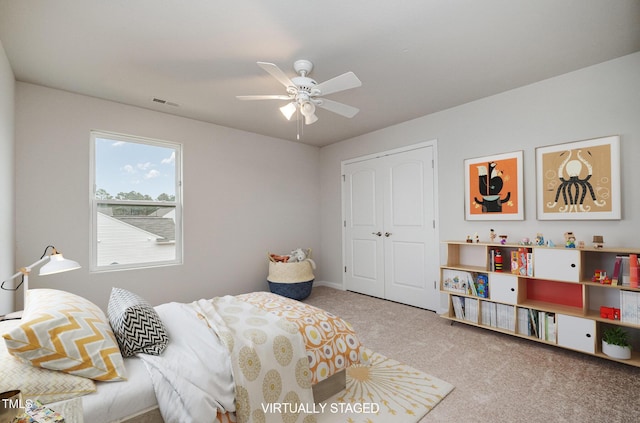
[343,144,438,311]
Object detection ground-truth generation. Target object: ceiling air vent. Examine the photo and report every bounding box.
[151,97,179,107]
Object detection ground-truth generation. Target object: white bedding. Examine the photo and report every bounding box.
[137,301,236,422]
[80,356,157,423]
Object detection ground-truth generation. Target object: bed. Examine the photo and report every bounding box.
[1,288,363,423]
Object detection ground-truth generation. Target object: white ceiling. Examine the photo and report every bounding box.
[1,0,639,147]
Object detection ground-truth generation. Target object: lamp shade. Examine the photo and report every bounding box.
[279,102,297,120]
[39,253,81,276]
[300,101,318,125]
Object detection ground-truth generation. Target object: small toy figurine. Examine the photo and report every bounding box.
[474,232,480,243]
[466,235,472,243]
[564,232,576,248]
[547,239,555,248]
[592,269,611,284]
[499,235,508,245]
[535,233,545,246]
[489,229,497,243]
[593,235,604,249]
[521,237,531,245]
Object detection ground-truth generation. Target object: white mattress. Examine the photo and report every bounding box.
[81,356,158,423]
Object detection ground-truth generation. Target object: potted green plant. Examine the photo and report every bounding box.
[602,326,632,360]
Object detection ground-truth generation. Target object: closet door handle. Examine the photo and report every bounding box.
[372,232,382,237]
[385,232,392,237]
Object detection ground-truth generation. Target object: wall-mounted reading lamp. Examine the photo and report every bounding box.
[1,245,81,315]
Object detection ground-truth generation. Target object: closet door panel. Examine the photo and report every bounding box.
[343,164,385,299]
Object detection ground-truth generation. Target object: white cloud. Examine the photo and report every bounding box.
[145,169,161,179]
[112,141,125,147]
[137,162,152,170]
[161,151,175,165]
[122,164,135,174]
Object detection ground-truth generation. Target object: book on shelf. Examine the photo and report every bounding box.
[480,300,494,326]
[526,252,533,277]
[612,256,623,286]
[451,296,465,319]
[545,313,556,343]
[630,254,639,288]
[527,308,538,338]
[464,297,478,323]
[442,269,470,294]
[475,274,489,298]
[619,255,631,286]
[538,311,546,340]
[495,303,515,331]
[478,301,514,331]
[517,307,530,335]
[468,275,478,296]
[620,290,640,325]
[509,247,530,276]
[511,251,518,274]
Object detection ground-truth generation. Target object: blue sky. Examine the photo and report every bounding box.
[95,137,176,199]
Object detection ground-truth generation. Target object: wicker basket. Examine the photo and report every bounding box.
[267,253,315,300]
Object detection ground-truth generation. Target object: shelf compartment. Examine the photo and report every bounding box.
[526,278,583,309]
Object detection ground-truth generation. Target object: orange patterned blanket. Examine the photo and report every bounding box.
[237,292,363,385]
[211,291,364,423]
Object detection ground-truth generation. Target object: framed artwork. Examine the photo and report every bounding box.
[536,135,620,220]
[464,150,524,221]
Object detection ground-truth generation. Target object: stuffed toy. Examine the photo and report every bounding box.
[269,253,290,262]
[289,248,316,269]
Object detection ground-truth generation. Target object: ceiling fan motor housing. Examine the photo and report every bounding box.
[292,76,317,93]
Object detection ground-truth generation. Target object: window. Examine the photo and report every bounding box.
[90,131,182,271]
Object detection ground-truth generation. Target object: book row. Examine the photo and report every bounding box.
[621,290,640,324]
[450,296,557,342]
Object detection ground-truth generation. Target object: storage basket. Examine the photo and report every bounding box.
[267,253,315,300]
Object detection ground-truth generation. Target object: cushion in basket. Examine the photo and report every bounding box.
[107,287,168,357]
[2,289,127,381]
[0,319,96,403]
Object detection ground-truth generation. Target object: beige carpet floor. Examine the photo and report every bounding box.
[304,286,640,423]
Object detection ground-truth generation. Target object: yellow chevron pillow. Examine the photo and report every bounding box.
[2,289,127,381]
[0,319,96,403]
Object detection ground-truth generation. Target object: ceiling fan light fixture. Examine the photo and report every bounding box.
[300,101,315,117]
[304,112,318,125]
[300,101,318,125]
[279,102,297,120]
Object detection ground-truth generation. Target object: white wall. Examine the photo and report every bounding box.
[0,40,15,315]
[15,83,320,310]
[318,52,640,289]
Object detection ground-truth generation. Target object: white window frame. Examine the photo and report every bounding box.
[89,130,183,272]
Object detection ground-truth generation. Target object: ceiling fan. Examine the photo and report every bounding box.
[236,59,362,125]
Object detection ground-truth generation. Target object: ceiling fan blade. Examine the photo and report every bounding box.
[236,95,292,101]
[314,72,362,96]
[316,99,360,118]
[257,62,296,88]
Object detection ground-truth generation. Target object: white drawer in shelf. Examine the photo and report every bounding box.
[534,248,580,282]
[489,273,518,304]
[557,314,595,354]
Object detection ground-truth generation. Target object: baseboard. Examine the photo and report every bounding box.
[313,280,344,290]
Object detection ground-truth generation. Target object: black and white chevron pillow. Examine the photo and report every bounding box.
[107,287,169,357]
